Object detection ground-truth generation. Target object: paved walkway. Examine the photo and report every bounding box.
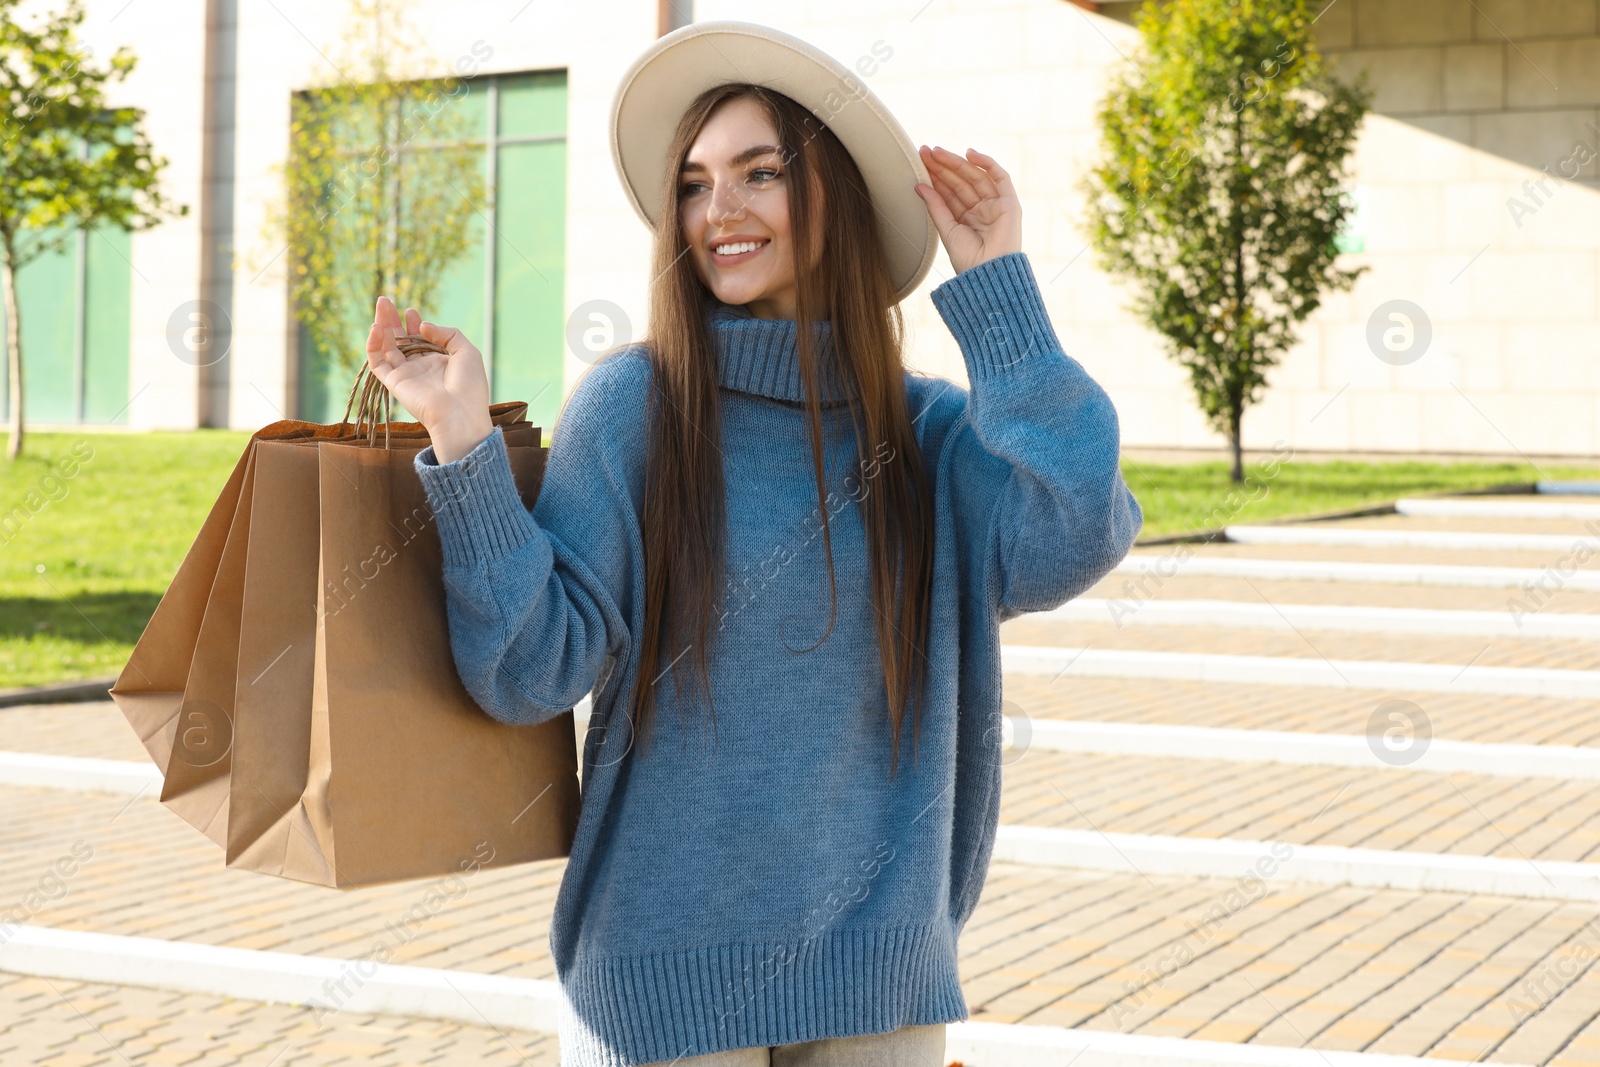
[1005,750,1600,862]
[1,702,152,762]
[6,495,1600,1064]
[7,778,1600,1066]
[1002,674,1600,748]
[1002,617,1600,670]
[962,864,1600,1066]
[1084,571,1600,615]
[13,710,1600,864]
[0,971,560,1066]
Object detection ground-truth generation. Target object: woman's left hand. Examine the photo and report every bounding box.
[914,145,1023,275]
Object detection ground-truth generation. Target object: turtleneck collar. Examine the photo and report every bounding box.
[706,297,854,404]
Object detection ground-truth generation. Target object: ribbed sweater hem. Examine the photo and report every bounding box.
[555,919,968,1066]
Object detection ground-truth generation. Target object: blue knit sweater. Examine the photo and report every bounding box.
[413,251,1142,1066]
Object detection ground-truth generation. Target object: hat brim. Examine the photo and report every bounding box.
[609,20,938,304]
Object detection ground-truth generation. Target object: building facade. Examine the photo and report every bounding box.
[4,0,1597,458]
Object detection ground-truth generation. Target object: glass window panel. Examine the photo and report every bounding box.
[298,323,340,424]
[83,223,132,423]
[11,225,78,423]
[497,71,566,139]
[491,138,565,433]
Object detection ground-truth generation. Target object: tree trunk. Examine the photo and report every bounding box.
[1227,99,1247,487]
[1228,403,1244,484]
[3,242,23,462]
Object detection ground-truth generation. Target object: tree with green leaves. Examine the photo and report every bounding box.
[0,0,183,460]
[262,0,487,411]
[1081,0,1371,482]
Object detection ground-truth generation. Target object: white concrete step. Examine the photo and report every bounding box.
[1396,496,1600,521]
[993,825,1600,902]
[1112,554,1600,592]
[0,924,563,1035]
[1002,644,1600,700]
[1005,719,1600,781]
[0,751,160,795]
[1225,523,1599,554]
[1045,597,1600,639]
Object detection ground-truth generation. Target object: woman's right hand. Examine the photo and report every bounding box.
[366,295,494,464]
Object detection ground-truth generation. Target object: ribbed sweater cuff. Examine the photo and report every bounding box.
[929,251,1064,383]
[413,426,539,568]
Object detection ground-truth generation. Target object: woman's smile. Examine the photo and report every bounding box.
[711,237,771,265]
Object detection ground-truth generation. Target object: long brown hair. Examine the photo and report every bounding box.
[623,83,935,779]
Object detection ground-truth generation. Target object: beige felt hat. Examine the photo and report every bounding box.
[609,20,938,303]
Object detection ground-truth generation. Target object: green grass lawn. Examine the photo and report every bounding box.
[1121,455,1598,540]
[0,430,1596,690]
[1,430,251,689]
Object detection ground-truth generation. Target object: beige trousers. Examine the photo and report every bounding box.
[638,1022,947,1066]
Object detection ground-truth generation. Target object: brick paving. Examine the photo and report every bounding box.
[5,741,1595,972]
[0,780,560,976]
[7,780,1600,1065]
[12,684,1600,782]
[13,867,1600,1066]
[5,499,1600,1064]
[0,970,560,1066]
[1008,749,1600,862]
[2,701,153,763]
[9,672,1600,793]
[950,863,1600,1064]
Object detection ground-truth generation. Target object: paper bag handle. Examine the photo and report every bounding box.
[339,334,449,449]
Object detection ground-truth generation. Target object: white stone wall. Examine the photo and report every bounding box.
[33,0,1600,458]
[1303,0,1600,457]
[845,0,1600,459]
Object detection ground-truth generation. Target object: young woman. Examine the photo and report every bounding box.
[364,23,1141,1067]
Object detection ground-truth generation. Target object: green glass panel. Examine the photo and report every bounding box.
[491,139,565,433]
[83,223,132,423]
[14,225,78,423]
[296,209,377,425]
[497,71,566,139]
[0,132,136,424]
[300,319,379,425]
[297,319,340,424]
[425,146,488,373]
